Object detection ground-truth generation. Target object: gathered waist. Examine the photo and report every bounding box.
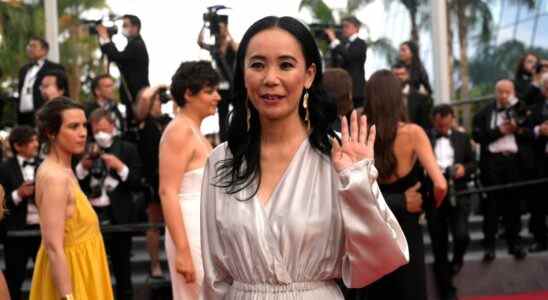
[232,280,336,293]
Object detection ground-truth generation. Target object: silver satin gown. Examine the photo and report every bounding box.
[200,140,409,300]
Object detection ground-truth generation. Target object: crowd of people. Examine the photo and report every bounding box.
[0,11,547,300]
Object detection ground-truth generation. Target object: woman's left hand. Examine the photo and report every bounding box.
[332,110,376,173]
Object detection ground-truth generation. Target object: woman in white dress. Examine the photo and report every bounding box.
[159,61,221,299]
[200,16,409,299]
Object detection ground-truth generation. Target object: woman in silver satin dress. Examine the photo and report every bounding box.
[200,16,409,300]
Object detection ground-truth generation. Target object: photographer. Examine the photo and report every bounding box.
[134,86,172,278]
[0,126,41,300]
[528,73,548,253]
[84,74,127,135]
[324,16,367,108]
[472,79,533,262]
[427,105,475,300]
[197,9,237,141]
[97,14,150,128]
[75,108,142,300]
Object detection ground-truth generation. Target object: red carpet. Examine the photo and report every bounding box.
[463,291,548,300]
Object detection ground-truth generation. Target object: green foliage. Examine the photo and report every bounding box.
[469,39,548,95]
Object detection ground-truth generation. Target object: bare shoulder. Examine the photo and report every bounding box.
[161,117,194,149]
[36,163,70,187]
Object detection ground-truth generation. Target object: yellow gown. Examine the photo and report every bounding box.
[29,185,114,300]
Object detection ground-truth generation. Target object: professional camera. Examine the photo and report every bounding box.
[87,143,108,199]
[308,23,342,41]
[504,100,529,127]
[203,5,230,36]
[82,14,120,37]
[156,86,172,104]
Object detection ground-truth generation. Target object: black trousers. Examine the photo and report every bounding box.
[481,153,523,248]
[365,213,427,300]
[3,224,41,300]
[529,154,548,243]
[94,206,133,300]
[426,194,471,298]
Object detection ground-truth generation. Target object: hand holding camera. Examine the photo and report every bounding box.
[499,120,518,135]
[101,154,125,173]
[453,164,466,180]
[323,28,337,42]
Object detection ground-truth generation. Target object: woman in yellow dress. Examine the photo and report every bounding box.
[29,97,114,300]
[0,184,11,300]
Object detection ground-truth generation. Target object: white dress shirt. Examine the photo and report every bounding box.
[488,98,519,154]
[329,32,359,49]
[435,131,455,170]
[10,156,40,225]
[19,59,45,113]
[75,161,129,207]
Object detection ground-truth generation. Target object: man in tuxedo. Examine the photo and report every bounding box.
[83,74,127,135]
[427,105,475,300]
[97,14,149,127]
[17,37,65,125]
[325,16,367,108]
[393,62,432,129]
[472,79,530,262]
[528,73,548,252]
[0,126,41,300]
[76,109,142,300]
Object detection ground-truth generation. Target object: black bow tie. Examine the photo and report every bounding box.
[22,160,36,167]
[496,106,506,113]
[436,132,450,139]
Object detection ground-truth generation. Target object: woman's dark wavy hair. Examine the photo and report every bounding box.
[515,52,539,78]
[364,70,407,181]
[215,16,337,199]
[399,40,432,95]
[36,96,84,153]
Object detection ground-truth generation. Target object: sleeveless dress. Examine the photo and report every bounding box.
[165,167,204,299]
[365,162,427,300]
[29,185,114,300]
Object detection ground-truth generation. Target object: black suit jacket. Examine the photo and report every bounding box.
[17,60,65,112]
[406,89,432,130]
[0,158,40,231]
[428,129,476,190]
[79,138,142,224]
[527,101,548,172]
[101,35,150,107]
[330,37,367,104]
[472,100,535,175]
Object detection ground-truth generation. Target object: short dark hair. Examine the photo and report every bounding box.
[392,61,409,71]
[42,69,70,97]
[123,14,141,32]
[432,104,454,118]
[91,74,113,97]
[170,60,220,107]
[9,125,37,155]
[30,36,49,51]
[36,97,84,151]
[88,108,115,125]
[342,16,361,28]
[323,68,353,117]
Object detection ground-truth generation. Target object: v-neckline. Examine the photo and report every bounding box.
[255,138,309,216]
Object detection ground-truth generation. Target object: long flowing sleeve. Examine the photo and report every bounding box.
[200,158,232,300]
[338,159,409,288]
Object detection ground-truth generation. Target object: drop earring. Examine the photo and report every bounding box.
[246,102,251,131]
[303,89,310,130]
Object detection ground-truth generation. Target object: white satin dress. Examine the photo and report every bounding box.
[165,167,204,299]
[200,140,409,300]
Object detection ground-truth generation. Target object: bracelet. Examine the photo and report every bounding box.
[61,294,74,300]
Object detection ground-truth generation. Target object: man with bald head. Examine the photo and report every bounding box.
[473,79,531,262]
[528,73,548,252]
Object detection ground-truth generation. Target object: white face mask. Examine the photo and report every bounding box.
[122,28,130,38]
[94,131,113,149]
